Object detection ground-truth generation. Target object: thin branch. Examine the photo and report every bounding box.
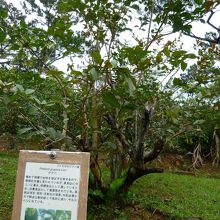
[183,32,219,44]
[144,10,169,51]
[207,10,220,32]
[146,1,154,45]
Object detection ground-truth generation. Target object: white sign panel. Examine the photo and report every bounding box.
[20,162,81,220]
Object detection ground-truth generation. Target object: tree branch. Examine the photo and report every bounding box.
[183,32,219,44]
[144,10,169,51]
[144,138,165,163]
[119,166,164,193]
[104,112,130,153]
[183,10,220,44]
[135,108,151,167]
[207,10,220,32]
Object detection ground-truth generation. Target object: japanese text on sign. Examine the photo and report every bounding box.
[20,162,81,220]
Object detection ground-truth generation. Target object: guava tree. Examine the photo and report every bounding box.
[0,0,219,198]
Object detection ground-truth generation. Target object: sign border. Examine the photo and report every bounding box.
[12,150,90,220]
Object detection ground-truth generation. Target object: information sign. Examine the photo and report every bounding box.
[12,150,90,220]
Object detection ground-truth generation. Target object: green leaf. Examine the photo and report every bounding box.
[12,84,24,92]
[111,60,118,68]
[156,52,162,63]
[18,127,33,135]
[0,8,8,18]
[106,177,126,198]
[0,30,6,43]
[89,67,100,81]
[181,61,187,71]
[41,100,47,105]
[20,19,28,28]
[91,50,102,65]
[194,0,203,5]
[184,53,197,59]
[10,44,20,50]
[125,76,136,95]
[194,120,206,125]
[172,50,187,58]
[46,127,58,140]
[25,89,35,95]
[89,189,104,199]
[71,70,82,76]
[102,91,120,108]
[104,60,112,68]
[131,4,139,10]
[172,15,183,32]
[183,24,192,34]
[163,46,170,57]
[47,69,63,76]
[173,78,184,86]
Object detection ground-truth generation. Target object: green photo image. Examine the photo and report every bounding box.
[24,208,71,220]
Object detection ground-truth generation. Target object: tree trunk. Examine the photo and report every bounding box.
[119,166,164,194]
[90,86,102,188]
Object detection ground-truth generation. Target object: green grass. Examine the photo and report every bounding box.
[130,172,220,220]
[0,153,17,220]
[0,152,220,220]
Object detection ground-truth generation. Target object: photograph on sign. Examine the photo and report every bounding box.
[20,162,80,220]
[24,208,71,220]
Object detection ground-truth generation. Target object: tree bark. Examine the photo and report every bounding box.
[119,166,164,194]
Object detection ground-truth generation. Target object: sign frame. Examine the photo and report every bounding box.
[12,150,90,220]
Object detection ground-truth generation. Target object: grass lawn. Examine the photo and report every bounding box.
[0,153,17,220]
[130,173,220,220]
[0,152,220,220]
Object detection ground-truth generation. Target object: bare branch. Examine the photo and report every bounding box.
[183,32,219,44]
[207,10,220,32]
